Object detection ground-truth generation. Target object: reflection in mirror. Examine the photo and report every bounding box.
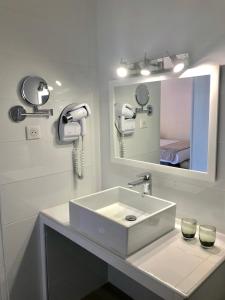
[135,84,150,106]
[21,76,50,106]
[113,75,210,172]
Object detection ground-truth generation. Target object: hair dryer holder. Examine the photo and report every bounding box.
[58,103,90,143]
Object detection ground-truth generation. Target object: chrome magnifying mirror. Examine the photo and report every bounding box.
[9,76,53,122]
[21,76,50,106]
[135,84,150,107]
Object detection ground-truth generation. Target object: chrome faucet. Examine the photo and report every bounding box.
[128,172,152,195]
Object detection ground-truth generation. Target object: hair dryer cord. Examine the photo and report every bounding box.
[72,136,84,179]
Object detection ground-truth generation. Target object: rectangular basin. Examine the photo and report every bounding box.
[69,186,176,257]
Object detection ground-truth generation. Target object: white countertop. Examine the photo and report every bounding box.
[40,203,225,300]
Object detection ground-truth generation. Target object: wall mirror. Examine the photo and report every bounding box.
[109,65,219,181]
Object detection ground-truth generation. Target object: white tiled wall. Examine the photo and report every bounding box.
[97,0,225,234]
[0,0,100,299]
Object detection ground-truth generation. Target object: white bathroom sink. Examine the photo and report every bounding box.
[69,186,176,257]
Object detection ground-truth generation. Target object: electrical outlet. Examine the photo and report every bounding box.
[26,125,41,140]
[140,118,148,129]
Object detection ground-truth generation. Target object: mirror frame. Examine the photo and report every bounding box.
[109,64,220,182]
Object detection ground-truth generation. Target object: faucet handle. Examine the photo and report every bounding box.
[137,172,152,180]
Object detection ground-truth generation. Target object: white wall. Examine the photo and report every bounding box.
[114,82,160,163]
[160,78,193,141]
[97,0,225,235]
[0,1,100,299]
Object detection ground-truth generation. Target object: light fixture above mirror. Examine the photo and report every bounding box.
[116,53,189,78]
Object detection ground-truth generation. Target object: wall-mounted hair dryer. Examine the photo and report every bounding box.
[115,103,136,135]
[115,103,136,158]
[58,103,91,179]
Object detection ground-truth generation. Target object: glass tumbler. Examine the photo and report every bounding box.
[199,225,216,248]
[181,218,197,239]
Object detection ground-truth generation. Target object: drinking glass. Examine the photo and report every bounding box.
[199,225,216,248]
[181,218,197,239]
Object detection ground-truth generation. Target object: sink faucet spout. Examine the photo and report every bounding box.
[128,178,145,187]
[128,172,152,195]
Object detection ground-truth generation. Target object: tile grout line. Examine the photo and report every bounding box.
[0,163,94,186]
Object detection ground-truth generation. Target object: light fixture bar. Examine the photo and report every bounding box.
[116,53,189,78]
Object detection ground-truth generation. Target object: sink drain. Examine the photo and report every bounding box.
[125,215,137,221]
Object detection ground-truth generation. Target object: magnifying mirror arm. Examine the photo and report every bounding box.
[135,104,153,116]
[9,105,53,122]
[33,106,53,116]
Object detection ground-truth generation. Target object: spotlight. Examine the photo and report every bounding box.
[116,53,189,78]
[117,66,128,78]
[170,55,186,73]
[140,68,151,76]
[116,60,128,78]
[139,53,151,76]
[173,61,185,73]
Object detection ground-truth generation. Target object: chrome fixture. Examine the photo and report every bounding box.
[128,172,152,195]
[139,54,151,76]
[21,76,50,106]
[134,84,153,116]
[9,76,53,122]
[116,53,189,78]
[135,105,152,116]
[135,84,150,106]
[169,54,188,73]
[9,105,53,122]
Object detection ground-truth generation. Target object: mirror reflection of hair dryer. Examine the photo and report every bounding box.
[58,103,91,179]
[115,103,136,158]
